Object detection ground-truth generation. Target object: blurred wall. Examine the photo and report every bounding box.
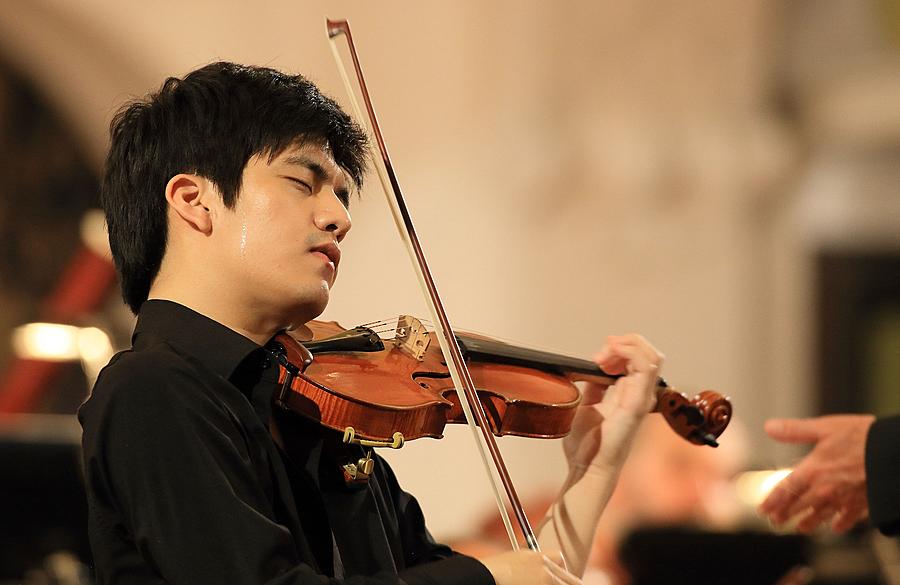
[1,0,899,541]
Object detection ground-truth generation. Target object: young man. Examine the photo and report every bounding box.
[79,62,665,585]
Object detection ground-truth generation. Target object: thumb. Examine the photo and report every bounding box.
[580,381,608,406]
[764,418,820,443]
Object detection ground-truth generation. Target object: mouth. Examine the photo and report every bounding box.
[310,242,341,269]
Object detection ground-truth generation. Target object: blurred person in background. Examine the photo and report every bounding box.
[582,417,748,584]
[760,414,900,536]
[78,61,670,585]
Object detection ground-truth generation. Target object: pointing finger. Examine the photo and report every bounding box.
[764,418,821,444]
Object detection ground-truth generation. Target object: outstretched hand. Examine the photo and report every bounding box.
[759,415,875,533]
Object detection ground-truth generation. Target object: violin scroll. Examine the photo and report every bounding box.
[656,388,732,447]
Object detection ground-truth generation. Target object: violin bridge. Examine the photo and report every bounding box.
[394,315,430,360]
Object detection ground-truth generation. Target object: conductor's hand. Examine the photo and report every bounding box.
[759,415,875,533]
[481,549,581,585]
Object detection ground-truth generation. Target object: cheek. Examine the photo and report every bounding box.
[233,201,283,257]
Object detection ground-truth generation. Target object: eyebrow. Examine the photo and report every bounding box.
[282,154,333,183]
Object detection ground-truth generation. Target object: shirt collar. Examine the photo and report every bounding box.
[132,299,265,381]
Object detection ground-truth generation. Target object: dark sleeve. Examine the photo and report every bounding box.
[865,415,900,536]
[80,353,405,585]
[375,457,496,585]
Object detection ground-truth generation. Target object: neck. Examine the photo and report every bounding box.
[148,265,282,346]
[148,291,279,346]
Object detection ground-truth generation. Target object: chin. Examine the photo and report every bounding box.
[292,283,331,323]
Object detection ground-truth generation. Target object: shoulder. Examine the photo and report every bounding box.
[85,344,192,408]
[79,341,228,439]
[79,340,262,482]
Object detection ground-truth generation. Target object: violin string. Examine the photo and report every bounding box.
[362,326,397,335]
[358,316,570,358]
[358,318,393,328]
[366,327,395,334]
[455,326,571,357]
[358,316,441,334]
[356,317,571,367]
[367,326,396,333]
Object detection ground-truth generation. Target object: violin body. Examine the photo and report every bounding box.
[270,317,581,443]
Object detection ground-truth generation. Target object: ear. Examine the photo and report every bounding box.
[165,174,213,234]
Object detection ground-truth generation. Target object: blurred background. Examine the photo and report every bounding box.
[0,0,898,583]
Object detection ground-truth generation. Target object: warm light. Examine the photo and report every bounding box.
[12,323,81,361]
[734,468,793,507]
[12,323,115,386]
[80,209,111,259]
[77,327,115,363]
[77,327,116,385]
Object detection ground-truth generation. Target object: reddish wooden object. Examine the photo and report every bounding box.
[271,319,732,447]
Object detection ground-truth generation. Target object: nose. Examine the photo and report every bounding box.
[314,191,352,241]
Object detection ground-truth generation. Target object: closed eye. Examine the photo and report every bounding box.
[282,176,350,209]
[284,176,312,193]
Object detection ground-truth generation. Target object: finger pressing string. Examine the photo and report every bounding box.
[598,344,658,375]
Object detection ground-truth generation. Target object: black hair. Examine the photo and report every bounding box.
[102,61,368,313]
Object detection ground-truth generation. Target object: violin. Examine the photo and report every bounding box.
[267,315,732,449]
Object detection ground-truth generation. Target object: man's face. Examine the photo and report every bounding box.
[212,142,353,329]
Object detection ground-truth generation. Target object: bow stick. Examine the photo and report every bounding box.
[326,18,538,551]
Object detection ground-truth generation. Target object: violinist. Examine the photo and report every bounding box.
[79,61,665,585]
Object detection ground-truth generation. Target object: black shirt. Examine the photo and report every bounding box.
[79,300,494,585]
